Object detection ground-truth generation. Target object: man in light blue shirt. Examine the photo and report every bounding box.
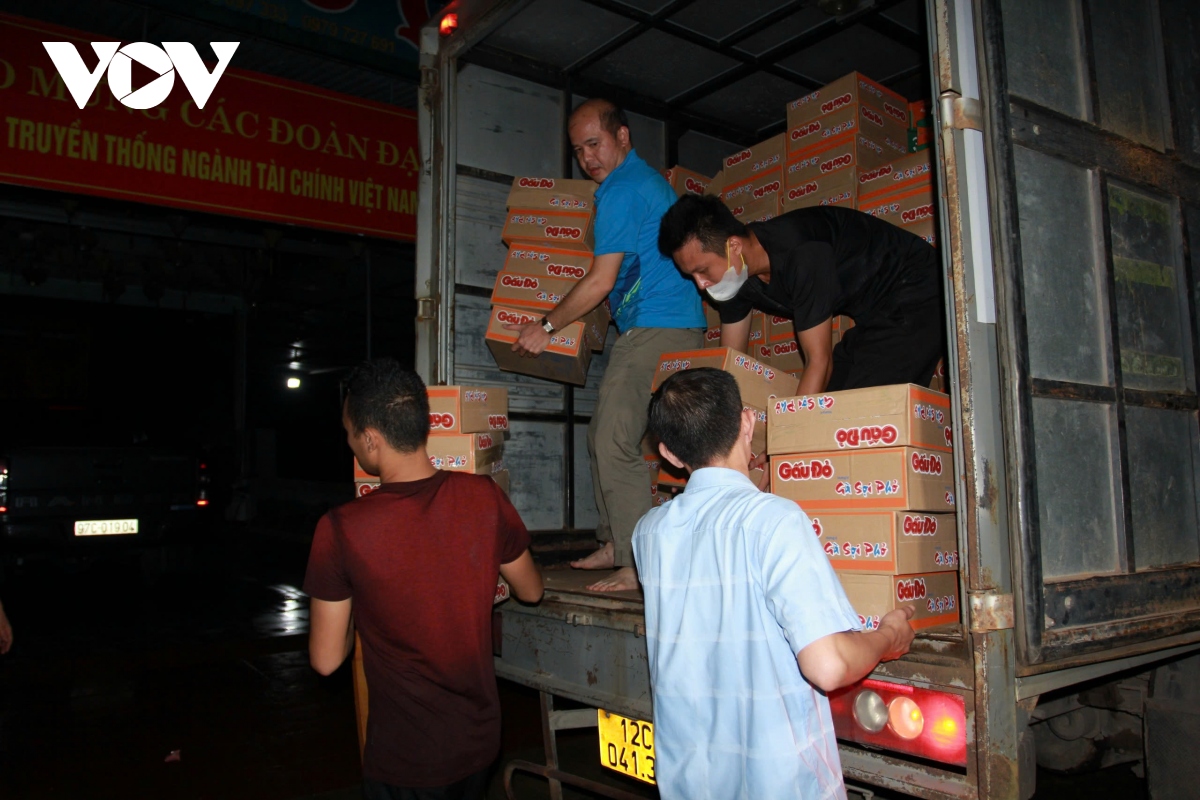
[633,368,915,799]
[508,99,705,592]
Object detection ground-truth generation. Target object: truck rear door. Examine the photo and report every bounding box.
[979,0,1200,667]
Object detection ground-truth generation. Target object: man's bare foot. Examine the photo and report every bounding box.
[586,566,639,592]
[571,541,615,570]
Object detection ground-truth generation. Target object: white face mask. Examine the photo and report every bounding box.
[705,242,748,303]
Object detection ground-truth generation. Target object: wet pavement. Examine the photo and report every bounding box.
[0,524,1146,799]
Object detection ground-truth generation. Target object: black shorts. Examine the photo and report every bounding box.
[828,294,946,391]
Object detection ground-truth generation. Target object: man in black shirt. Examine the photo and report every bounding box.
[659,194,944,395]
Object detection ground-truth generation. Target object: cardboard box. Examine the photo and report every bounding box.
[784,131,908,190]
[731,194,782,223]
[502,177,597,252]
[651,348,799,414]
[856,152,933,209]
[427,386,509,434]
[485,305,593,386]
[786,72,910,148]
[489,275,610,352]
[502,244,593,280]
[719,134,785,207]
[757,341,806,375]
[858,184,936,246]
[809,511,958,573]
[787,102,909,167]
[664,166,711,197]
[427,431,504,473]
[355,479,379,498]
[492,469,510,495]
[769,447,956,512]
[769,383,952,455]
[782,167,858,211]
[505,176,596,211]
[837,570,960,632]
[908,99,932,153]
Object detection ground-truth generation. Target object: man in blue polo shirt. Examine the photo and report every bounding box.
[507,99,704,591]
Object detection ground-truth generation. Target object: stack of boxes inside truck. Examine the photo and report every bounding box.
[353,386,512,496]
[483,177,611,386]
[700,71,937,238]
[768,384,960,631]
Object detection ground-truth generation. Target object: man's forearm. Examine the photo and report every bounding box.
[828,628,898,687]
[546,274,613,330]
[797,355,831,394]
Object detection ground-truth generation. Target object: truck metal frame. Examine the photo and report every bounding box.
[416,1,1200,797]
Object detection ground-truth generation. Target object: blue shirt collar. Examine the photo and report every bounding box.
[683,466,757,490]
[595,148,641,197]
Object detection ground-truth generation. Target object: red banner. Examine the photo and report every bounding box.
[0,13,418,241]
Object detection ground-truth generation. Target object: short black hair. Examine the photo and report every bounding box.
[658,194,747,259]
[648,368,743,469]
[344,358,429,453]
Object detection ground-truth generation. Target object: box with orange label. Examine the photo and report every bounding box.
[782,167,858,212]
[427,431,504,473]
[490,274,610,352]
[858,184,937,246]
[784,131,907,190]
[769,384,952,456]
[809,511,958,573]
[719,134,785,207]
[485,305,593,386]
[492,470,510,495]
[855,152,932,209]
[663,166,711,197]
[837,570,960,632]
[427,386,509,434]
[502,177,596,252]
[769,447,955,512]
[786,72,910,152]
[757,341,805,375]
[787,102,909,170]
[651,348,799,414]
[731,194,782,223]
[502,244,593,280]
[704,309,765,351]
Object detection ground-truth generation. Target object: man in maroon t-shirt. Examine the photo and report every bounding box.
[304,359,543,800]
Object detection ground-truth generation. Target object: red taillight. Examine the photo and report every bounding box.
[829,678,967,766]
[439,13,458,35]
[0,507,7,514]
[196,499,209,507]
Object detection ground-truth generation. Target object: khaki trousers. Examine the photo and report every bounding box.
[587,326,703,568]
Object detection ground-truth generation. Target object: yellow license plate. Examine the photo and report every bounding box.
[597,709,656,785]
[74,518,139,536]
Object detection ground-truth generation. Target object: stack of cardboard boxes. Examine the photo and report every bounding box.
[701,71,936,245]
[427,385,511,492]
[767,384,960,631]
[353,386,512,496]
[484,177,611,385]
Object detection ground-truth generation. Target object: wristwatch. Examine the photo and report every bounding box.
[539,316,555,334]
